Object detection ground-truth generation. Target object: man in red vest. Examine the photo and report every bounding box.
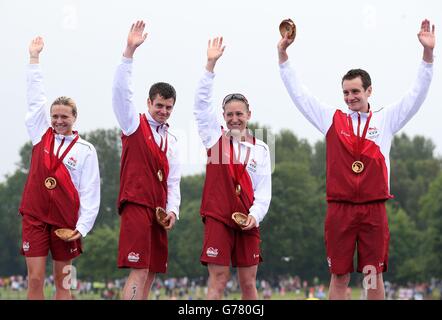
[113,21,181,300]
[194,37,272,299]
[20,37,101,299]
[277,19,435,299]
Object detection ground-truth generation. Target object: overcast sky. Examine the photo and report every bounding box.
[0,0,440,181]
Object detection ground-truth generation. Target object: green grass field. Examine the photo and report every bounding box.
[0,286,365,300]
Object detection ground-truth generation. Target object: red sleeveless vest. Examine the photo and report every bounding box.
[200,132,259,237]
[325,110,392,203]
[118,114,169,211]
[19,128,80,228]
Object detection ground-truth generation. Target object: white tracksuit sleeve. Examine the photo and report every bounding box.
[248,145,272,227]
[386,61,434,134]
[166,139,181,219]
[193,70,222,149]
[279,60,336,135]
[112,57,140,136]
[75,146,101,237]
[26,64,50,145]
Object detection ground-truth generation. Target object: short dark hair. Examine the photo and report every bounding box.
[342,69,372,90]
[149,82,176,104]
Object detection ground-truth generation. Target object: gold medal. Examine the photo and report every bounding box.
[235,184,241,196]
[157,169,163,182]
[352,161,364,174]
[44,177,57,189]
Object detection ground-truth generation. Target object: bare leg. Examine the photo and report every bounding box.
[207,264,230,300]
[328,273,351,300]
[122,268,149,300]
[53,259,73,300]
[25,256,47,300]
[141,271,156,299]
[365,273,385,300]
[237,265,258,300]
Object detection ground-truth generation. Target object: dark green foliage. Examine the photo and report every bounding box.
[1,127,441,284]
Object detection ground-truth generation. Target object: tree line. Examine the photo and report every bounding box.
[0,125,441,284]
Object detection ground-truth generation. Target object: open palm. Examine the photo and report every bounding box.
[29,37,44,57]
[207,37,225,61]
[418,19,435,49]
[127,20,148,49]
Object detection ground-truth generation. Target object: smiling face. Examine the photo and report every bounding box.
[341,69,372,113]
[342,77,372,113]
[223,100,251,133]
[147,82,176,124]
[50,103,76,136]
[147,94,175,124]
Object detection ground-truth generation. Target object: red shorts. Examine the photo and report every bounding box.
[325,201,390,275]
[21,214,82,261]
[200,217,262,267]
[118,203,168,273]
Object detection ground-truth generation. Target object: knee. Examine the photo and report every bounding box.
[27,275,45,291]
[210,270,230,289]
[53,272,70,291]
[332,273,351,288]
[240,279,257,293]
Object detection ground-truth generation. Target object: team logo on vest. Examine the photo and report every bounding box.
[340,130,351,138]
[253,253,260,259]
[67,156,78,169]
[128,252,140,263]
[367,127,380,139]
[247,159,257,173]
[22,241,30,252]
[206,247,219,258]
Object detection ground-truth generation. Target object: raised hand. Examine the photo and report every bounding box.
[206,37,225,73]
[124,20,148,58]
[418,19,436,63]
[277,32,295,64]
[418,19,435,49]
[29,37,44,64]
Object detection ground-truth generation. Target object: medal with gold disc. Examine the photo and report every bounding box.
[46,133,80,190]
[351,160,364,174]
[44,176,57,189]
[347,112,372,175]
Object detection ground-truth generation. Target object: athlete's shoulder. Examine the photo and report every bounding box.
[77,137,96,153]
[372,106,385,114]
[167,128,179,143]
[254,138,270,152]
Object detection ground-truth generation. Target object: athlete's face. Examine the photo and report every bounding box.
[147,94,175,124]
[50,104,76,136]
[223,101,251,133]
[342,77,372,113]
